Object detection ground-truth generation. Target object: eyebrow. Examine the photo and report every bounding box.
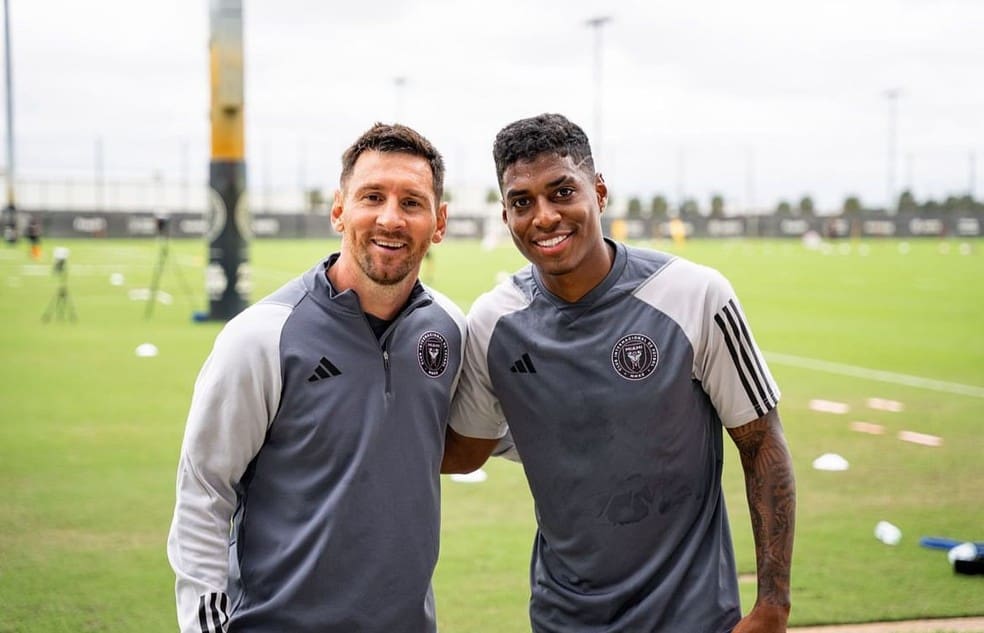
[353,183,432,202]
[402,187,431,201]
[504,174,573,200]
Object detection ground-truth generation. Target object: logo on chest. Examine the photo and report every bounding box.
[611,334,659,381]
[417,331,450,378]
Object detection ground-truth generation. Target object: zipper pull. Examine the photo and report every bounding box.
[383,349,390,369]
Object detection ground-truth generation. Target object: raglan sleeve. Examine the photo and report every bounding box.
[166,303,288,633]
[448,292,510,442]
[695,270,780,428]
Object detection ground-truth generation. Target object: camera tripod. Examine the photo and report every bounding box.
[145,232,194,319]
[42,261,77,323]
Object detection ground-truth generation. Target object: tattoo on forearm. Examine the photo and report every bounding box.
[729,412,796,608]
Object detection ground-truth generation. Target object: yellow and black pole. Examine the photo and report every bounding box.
[205,0,250,320]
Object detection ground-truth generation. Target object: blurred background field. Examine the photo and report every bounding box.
[0,236,982,632]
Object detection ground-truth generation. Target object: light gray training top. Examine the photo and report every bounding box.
[167,255,465,633]
[450,240,779,633]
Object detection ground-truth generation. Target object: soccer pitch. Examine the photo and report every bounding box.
[0,236,981,631]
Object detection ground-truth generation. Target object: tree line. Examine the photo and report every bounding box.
[619,190,984,219]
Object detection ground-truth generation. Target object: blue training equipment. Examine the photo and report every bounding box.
[919,536,984,556]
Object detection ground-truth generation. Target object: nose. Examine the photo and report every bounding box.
[532,200,561,230]
[376,198,406,230]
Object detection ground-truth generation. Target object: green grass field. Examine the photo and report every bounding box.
[0,236,982,632]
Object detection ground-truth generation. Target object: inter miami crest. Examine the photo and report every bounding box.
[611,334,659,381]
[417,331,449,377]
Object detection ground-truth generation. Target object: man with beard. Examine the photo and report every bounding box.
[168,123,465,633]
[443,113,795,633]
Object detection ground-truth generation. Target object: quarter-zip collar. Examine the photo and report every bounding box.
[302,253,432,322]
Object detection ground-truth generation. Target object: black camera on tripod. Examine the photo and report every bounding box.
[155,212,171,237]
[144,210,193,319]
[52,246,69,275]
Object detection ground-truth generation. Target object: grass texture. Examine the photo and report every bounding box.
[0,236,981,631]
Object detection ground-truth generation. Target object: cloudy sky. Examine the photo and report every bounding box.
[6,0,984,212]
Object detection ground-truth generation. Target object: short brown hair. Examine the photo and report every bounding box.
[340,123,445,203]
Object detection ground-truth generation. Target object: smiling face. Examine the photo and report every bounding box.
[331,150,447,293]
[500,152,612,302]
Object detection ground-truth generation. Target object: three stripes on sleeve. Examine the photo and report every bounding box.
[197,593,229,633]
[713,298,777,418]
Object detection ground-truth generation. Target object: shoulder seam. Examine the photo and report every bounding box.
[631,255,679,298]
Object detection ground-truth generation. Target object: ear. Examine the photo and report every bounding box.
[501,202,508,225]
[595,173,608,214]
[431,201,449,244]
[330,190,344,233]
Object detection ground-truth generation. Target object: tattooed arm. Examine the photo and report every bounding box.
[728,407,796,633]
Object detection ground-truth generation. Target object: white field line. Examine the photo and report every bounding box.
[20,263,163,276]
[790,616,984,632]
[765,352,984,399]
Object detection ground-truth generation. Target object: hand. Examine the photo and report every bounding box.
[731,603,789,633]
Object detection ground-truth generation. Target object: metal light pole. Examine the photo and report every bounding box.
[181,139,190,212]
[394,76,406,122]
[206,0,250,320]
[585,16,611,167]
[969,151,977,199]
[744,147,756,215]
[262,138,272,212]
[2,0,17,241]
[905,152,914,194]
[884,88,901,213]
[94,137,104,211]
[676,147,686,212]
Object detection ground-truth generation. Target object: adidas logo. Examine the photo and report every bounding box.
[308,357,342,382]
[509,353,537,374]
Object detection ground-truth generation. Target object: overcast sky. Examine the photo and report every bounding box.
[5,0,984,212]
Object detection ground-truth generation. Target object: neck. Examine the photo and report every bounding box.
[543,240,615,303]
[327,256,417,320]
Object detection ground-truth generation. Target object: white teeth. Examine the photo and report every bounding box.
[538,235,568,248]
[374,240,404,248]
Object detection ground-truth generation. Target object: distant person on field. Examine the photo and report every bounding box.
[167,123,465,633]
[669,215,686,247]
[443,113,796,633]
[26,216,42,260]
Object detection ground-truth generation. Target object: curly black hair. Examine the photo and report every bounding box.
[492,113,595,187]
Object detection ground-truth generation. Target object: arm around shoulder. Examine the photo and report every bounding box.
[443,282,525,473]
[441,426,500,474]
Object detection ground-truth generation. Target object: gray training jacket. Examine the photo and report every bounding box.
[167,255,466,633]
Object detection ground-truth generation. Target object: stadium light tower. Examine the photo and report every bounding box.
[585,16,612,167]
[969,151,977,199]
[2,0,17,241]
[394,76,407,122]
[884,88,902,213]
